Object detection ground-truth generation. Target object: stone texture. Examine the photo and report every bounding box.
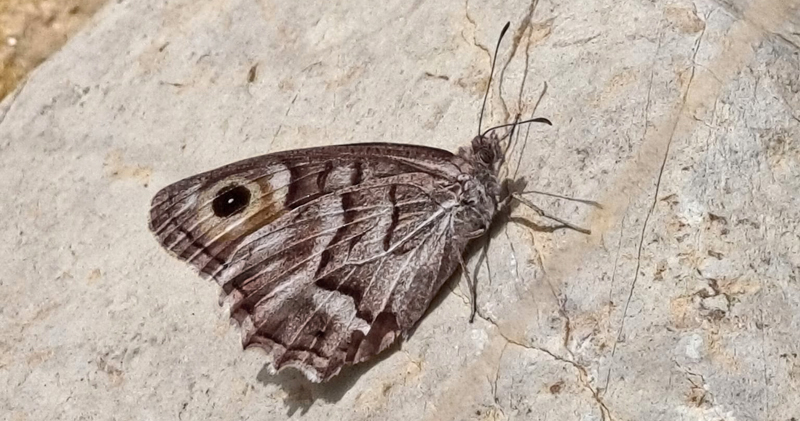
[1,0,799,419]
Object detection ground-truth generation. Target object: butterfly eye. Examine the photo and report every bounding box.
[212,185,251,217]
[478,149,493,164]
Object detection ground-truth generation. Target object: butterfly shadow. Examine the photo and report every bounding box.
[256,340,401,416]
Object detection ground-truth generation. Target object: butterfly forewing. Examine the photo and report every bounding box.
[149,143,486,381]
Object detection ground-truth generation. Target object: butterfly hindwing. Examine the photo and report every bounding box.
[149,143,477,381]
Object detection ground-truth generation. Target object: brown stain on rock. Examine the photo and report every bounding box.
[17,299,61,334]
[705,329,742,371]
[325,65,365,91]
[664,5,706,34]
[455,68,489,97]
[670,295,697,330]
[549,380,565,394]
[669,275,761,331]
[103,150,152,187]
[528,18,554,44]
[278,77,295,92]
[596,67,638,106]
[95,355,125,387]
[25,348,54,366]
[86,268,102,285]
[353,379,394,414]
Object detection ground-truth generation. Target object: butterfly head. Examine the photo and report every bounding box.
[464,132,504,175]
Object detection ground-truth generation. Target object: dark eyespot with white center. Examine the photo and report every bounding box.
[212,185,251,217]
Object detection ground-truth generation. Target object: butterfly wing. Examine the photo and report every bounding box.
[149,143,475,381]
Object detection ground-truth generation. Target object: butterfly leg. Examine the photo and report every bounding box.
[456,250,480,323]
[519,189,603,208]
[511,193,592,235]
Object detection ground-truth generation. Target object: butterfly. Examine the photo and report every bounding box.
[148,23,593,382]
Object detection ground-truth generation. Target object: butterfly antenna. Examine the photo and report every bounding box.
[478,21,511,137]
[482,117,551,137]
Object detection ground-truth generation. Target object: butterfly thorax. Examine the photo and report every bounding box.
[454,134,504,238]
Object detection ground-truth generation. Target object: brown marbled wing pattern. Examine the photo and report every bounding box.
[148,142,495,381]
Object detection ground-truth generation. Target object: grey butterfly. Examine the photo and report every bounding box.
[148,23,591,382]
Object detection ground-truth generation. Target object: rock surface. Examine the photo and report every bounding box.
[2,0,799,419]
